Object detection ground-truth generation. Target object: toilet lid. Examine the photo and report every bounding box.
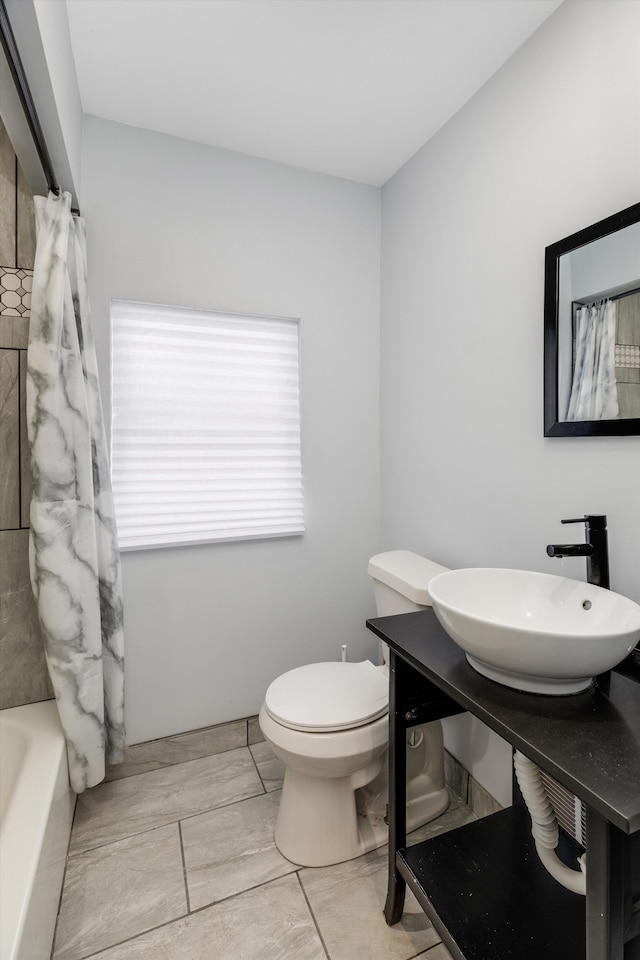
[264,660,389,732]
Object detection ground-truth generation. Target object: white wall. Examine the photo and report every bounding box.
[380,0,640,807]
[82,117,381,743]
[568,222,640,300]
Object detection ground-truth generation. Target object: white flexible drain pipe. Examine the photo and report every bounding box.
[514,750,586,896]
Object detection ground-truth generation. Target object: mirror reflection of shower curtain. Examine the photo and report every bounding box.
[566,300,619,421]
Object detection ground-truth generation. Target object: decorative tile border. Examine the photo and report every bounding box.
[615,343,640,369]
[0,267,32,317]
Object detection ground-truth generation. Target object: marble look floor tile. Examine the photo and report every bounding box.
[83,874,326,960]
[70,748,263,854]
[468,775,502,819]
[247,715,264,745]
[182,790,295,909]
[105,720,248,781]
[415,945,454,960]
[444,750,469,805]
[407,789,477,844]
[300,843,441,960]
[250,740,285,792]
[54,824,186,960]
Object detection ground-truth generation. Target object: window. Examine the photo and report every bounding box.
[110,300,304,549]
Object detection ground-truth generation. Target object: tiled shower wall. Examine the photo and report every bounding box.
[0,116,52,709]
[616,291,640,418]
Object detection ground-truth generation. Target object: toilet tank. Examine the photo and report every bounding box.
[368,550,450,617]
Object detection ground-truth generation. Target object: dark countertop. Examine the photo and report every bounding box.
[367,609,640,835]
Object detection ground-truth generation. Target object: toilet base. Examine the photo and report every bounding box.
[273,720,449,868]
[275,763,390,867]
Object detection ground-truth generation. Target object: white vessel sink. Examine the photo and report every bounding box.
[428,568,640,695]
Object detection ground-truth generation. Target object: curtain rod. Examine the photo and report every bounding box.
[0,0,62,198]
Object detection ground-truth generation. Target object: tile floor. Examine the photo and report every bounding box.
[52,734,476,960]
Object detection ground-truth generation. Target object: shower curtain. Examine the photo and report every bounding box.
[566,299,619,421]
[27,191,125,793]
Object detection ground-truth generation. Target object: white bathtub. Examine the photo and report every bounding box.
[0,701,75,960]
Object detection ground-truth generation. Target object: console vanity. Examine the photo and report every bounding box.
[367,609,640,960]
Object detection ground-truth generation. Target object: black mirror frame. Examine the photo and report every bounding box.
[544,202,640,437]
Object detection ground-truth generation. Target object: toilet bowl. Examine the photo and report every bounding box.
[259,550,451,868]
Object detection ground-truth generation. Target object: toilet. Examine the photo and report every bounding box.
[258,549,451,867]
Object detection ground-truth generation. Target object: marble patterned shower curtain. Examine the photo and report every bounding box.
[27,191,125,793]
[566,299,620,421]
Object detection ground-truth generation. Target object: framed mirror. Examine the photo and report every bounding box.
[544,202,640,437]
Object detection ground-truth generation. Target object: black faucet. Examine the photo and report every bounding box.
[546,514,610,590]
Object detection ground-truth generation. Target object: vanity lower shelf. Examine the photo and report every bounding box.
[397,805,585,960]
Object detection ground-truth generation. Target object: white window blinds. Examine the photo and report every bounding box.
[110,300,304,550]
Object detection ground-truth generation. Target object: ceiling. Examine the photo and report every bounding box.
[65,0,563,186]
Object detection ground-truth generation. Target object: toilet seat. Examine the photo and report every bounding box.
[264,660,388,732]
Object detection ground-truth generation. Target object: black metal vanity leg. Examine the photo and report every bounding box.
[586,807,626,960]
[384,650,407,925]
